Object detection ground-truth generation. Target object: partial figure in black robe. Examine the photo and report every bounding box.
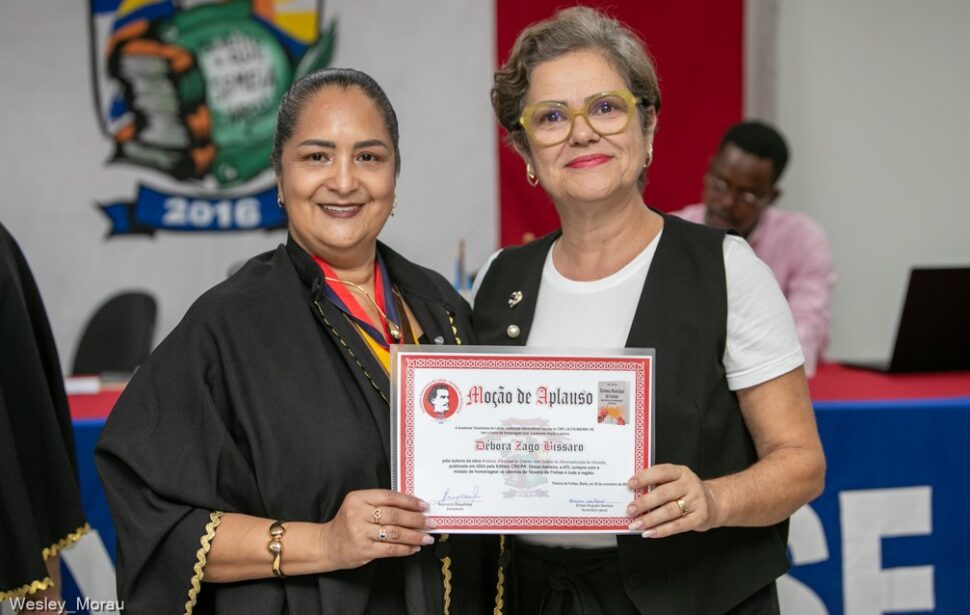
[95,239,495,614]
[0,221,88,603]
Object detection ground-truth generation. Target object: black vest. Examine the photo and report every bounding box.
[474,214,789,614]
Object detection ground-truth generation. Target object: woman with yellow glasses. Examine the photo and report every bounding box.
[474,7,825,614]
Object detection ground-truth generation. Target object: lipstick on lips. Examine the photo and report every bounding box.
[566,154,613,169]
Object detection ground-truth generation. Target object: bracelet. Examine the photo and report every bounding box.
[267,521,287,578]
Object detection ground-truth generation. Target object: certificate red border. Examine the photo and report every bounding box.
[395,353,652,532]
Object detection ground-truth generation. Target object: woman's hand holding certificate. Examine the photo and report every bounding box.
[625,463,720,538]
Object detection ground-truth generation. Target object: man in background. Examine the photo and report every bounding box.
[672,121,835,376]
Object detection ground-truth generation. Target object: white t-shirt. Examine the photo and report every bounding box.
[473,231,803,389]
[471,231,803,548]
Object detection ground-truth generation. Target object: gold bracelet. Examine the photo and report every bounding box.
[267,521,286,578]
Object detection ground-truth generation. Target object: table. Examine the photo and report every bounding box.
[787,363,970,614]
[809,361,970,401]
[69,386,124,558]
[63,366,970,614]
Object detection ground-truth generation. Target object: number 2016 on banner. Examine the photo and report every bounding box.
[162,197,262,230]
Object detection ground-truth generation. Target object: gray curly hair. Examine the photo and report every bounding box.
[491,6,661,157]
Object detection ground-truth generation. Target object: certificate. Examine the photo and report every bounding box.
[390,346,654,533]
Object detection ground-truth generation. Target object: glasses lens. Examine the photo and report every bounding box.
[706,175,764,205]
[587,94,632,135]
[738,192,762,206]
[527,104,571,144]
[705,175,729,192]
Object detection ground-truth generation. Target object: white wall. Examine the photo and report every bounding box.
[6,1,966,366]
[774,0,970,361]
[0,0,497,370]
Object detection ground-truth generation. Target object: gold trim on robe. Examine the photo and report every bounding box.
[1,523,92,600]
[183,510,224,615]
[0,577,54,601]
[42,523,91,560]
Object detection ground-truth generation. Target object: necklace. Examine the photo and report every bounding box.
[322,276,401,341]
[313,254,404,348]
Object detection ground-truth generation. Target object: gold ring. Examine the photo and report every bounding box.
[378,526,388,542]
[676,498,688,517]
[372,508,382,521]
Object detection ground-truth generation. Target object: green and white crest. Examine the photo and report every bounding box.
[90,0,336,188]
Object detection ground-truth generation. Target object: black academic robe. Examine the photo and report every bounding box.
[95,238,492,615]
[0,222,87,600]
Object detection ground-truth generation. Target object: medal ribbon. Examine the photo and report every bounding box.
[313,253,401,350]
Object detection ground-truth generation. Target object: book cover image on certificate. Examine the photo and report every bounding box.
[597,380,628,425]
[390,346,654,534]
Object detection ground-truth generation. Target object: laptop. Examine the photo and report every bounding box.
[844,267,970,373]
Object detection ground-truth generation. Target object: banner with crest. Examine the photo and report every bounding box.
[89,0,335,234]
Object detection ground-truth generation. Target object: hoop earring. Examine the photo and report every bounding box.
[644,145,654,169]
[526,163,539,188]
[277,194,285,209]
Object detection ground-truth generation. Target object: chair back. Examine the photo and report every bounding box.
[72,291,157,375]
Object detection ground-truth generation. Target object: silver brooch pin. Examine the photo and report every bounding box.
[508,291,523,308]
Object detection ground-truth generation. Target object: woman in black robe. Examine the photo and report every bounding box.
[0,221,88,605]
[95,69,491,615]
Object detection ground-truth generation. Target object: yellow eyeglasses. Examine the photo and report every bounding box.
[519,89,649,146]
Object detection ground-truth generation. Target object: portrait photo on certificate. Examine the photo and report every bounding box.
[390,346,654,534]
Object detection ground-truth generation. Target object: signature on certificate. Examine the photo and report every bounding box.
[568,497,619,513]
[438,486,482,506]
[569,497,606,505]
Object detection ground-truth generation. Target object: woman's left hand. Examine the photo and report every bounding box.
[625,463,719,538]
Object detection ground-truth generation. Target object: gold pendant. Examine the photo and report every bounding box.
[388,321,402,340]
